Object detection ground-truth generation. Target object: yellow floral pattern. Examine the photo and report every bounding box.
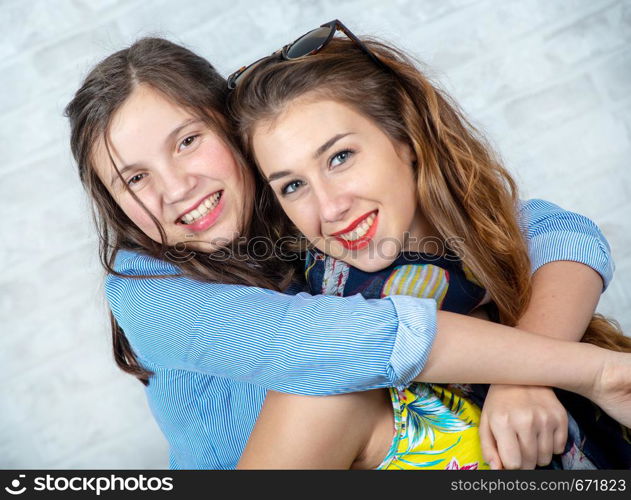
[377,384,489,470]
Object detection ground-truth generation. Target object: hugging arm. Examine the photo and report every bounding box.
[106,250,438,395]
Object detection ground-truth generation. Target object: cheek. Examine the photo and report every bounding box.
[391,182,418,232]
[119,198,160,237]
[196,140,240,182]
[280,200,319,237]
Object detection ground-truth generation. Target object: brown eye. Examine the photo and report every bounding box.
[179,135,198,151]
[127,173,146,186]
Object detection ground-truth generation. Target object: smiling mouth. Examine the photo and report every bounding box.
[331,210,379,250]
[177,191,223,225]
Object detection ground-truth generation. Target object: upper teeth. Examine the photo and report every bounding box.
[180,192,222,224]
[338,212,376,241]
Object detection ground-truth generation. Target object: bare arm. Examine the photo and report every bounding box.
[415,311,602,394]
[516,261,601,340]
[479,261,602,468]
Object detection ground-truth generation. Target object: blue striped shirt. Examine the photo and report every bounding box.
[104,198,613,469]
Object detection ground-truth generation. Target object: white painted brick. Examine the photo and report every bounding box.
[503,110,630,190]
[0,0,141,64]
[0,408,46,467]
[593,50,631,102]
[535,0,615,21]
[114,0,247,43]
[405,0,610,73]
[599,257,631,331]
[0,277,44,323]
[0,61,40,113]
[620,0,631,38]
[544,5,627,66]
[58,425,168,469]
[503,75,602,133]
[0,0,89,61]
[613,101,631,142]
[0,102,69,170]
[598,203,631,262]
[0,157,86,260]
[32,22,125,90]
[562,158,631,216]
[2,354,130,465]
[448,38,563,114]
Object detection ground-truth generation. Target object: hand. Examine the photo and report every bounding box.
[587,350,631,428]
[478,384,568,469]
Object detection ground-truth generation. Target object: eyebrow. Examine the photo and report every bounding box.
[109,164,136,187]
[109,118,203,186]
[266,132,354,183]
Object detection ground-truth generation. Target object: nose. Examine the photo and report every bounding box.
[160,163,197,205]
[314,183,352,224]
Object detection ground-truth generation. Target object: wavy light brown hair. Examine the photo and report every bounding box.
[65,38,295,385]
[229,37,630,351]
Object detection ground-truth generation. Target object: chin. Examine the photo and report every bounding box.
[349,256,396,273]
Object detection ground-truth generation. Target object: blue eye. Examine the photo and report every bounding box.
[329,149,354,168]
[179,135,198,151]
[281,180,304,195]
[127,173,147,186]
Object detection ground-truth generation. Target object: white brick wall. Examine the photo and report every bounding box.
[1,0,629,468]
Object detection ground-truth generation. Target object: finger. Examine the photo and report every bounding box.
[553,414,569,455]
[494,424,522,470]
[516,427,539,469]
[479,417,502,470]
[536,429,554,467]
[547,397,569,455]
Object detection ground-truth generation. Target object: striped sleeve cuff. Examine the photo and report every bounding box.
[528,231,614,290]
[386,295,438,390]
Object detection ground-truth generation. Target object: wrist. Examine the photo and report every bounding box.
[567,343,605,398]
[488,383,551,391]
[486,384,556,400]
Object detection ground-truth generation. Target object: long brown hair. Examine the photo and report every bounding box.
[230,37,630,351]
[65,38,295,385]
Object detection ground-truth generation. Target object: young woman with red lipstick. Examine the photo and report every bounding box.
[67,37,631,470]
[229,22,631,469]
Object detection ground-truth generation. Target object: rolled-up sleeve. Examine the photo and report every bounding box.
[519,199,614,290]
[105,250,437,395]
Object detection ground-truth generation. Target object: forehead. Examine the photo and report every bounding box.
[254,98,373,150]
[90,86,196,185]
[277,98,368,131]
[252,97,392,169]
[108,85,193,143]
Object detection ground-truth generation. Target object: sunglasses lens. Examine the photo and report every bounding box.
[285,26,332,59]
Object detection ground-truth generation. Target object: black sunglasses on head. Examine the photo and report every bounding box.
[227,19,385,90]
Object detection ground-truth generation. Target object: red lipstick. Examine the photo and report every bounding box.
[331,210,379,251]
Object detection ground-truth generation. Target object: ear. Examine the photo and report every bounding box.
[394,139,417,168]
